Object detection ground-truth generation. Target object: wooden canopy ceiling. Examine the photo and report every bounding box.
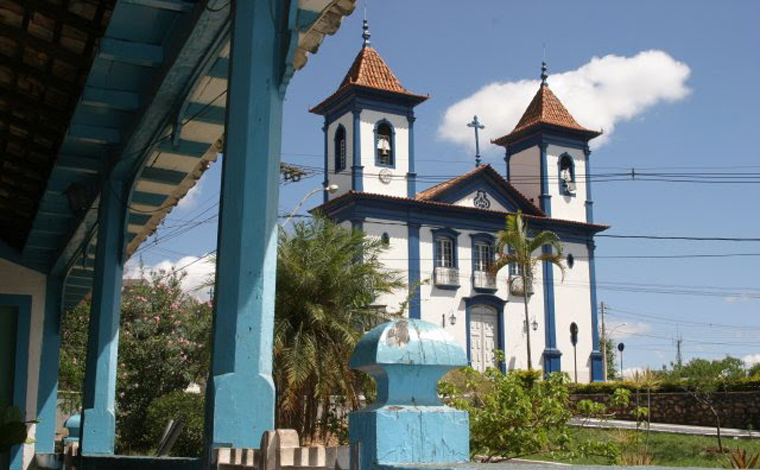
[0,0,113,250]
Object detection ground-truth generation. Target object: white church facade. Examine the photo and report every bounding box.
[311,24,608,382]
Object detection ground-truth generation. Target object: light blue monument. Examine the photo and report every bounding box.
[348,319,470,470]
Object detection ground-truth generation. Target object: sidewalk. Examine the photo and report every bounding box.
[570,418,760,438]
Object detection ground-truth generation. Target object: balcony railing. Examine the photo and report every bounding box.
[434,266,460,287]
[509,274,534,296]
[473,270,496,290]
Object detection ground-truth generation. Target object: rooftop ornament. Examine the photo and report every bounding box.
[348,318,469,470]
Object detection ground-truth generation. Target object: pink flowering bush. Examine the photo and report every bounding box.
[58,270,211,454]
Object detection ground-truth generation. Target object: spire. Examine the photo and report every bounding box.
[540,61,548,86]
[362,6,371,47]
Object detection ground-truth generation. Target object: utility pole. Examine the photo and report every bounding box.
[600,302,608,381]
[675,331,683,369]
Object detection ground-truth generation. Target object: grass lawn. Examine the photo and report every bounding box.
[532,428,760,468]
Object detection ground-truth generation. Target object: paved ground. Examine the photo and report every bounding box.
[570,417,760,438]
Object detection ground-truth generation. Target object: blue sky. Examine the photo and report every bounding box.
[130,1,760,373]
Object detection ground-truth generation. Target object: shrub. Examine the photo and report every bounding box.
[145,391,205,457]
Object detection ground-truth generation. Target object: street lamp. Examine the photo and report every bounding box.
[281,184,339,227]
[602,322,627,382]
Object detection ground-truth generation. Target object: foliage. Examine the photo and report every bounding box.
[274,217,403,442]
[571,378,760,395]
[670,357,747,383]
[0,403,34,454]
[439,366,618,462]
[724,448,760,469]
[145,391,205,457]
[749,363,760,380]
[58,271,212,454]
[492,211,565,370]
[600,336,618,380]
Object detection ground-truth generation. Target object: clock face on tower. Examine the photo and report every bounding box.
[378,169,392,184]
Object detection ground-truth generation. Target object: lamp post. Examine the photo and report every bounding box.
[603,322,627,381]
[617,342,625,378]
[281,184,339,227]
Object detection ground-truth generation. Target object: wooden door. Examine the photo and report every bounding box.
[469,305,499,372]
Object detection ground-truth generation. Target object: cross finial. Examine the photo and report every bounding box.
[541,61,548,86]
[467,115,486,167]
[362,7,371,47]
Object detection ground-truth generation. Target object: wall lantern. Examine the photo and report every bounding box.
[443,310,457,327]
[524,318,538,332]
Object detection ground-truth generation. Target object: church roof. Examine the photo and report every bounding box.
[310,45,428,114]
[415,164,543,216]
[492,83,601,146]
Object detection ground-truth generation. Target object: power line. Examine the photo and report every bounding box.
[598,234,760,242]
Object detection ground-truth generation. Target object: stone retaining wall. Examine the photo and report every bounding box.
[570,391,760,430]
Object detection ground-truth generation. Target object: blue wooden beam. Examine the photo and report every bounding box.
[81,86,141,111]
[128,212,152,225]
[122,0,194,12]
[98,37,164,68]
[80,177,128,455]
[185,102,226,125]
[140,167,186,185]
[68,124,120,144]
[157,138,211,157]
[131,191,167,207]
[207,57,228,79]
[35,277,63,453]
[207,0,286,450]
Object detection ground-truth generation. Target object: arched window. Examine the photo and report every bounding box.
[334,125,347,172]
[559,154,576,195]
[375,121,394,167]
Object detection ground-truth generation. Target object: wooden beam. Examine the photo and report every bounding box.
[0,23,91,68]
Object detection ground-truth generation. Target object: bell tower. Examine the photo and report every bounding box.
[310,20,428,200]
[492,63,601,223]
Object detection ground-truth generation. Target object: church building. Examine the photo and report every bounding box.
[311,22,608,382]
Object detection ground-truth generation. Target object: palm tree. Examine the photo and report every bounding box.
[274,216,403,441]
[492,210,565,370]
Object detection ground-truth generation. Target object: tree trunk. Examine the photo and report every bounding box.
[711,404,723,453]
[522,273,532,370]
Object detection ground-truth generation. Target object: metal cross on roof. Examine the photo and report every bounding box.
[467,115,485,167]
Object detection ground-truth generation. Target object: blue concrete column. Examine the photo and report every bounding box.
[541,244,561,374]
[406,115,416,198]
[587,239,603,381]
[348,319,469,470]
[207,0,286,450]
[351,109,363,191]
[80,177,128,455]
[35,275,63,453]
[407,223,421,319]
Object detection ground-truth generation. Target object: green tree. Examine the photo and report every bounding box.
[274,217,403,441]
[58,271,212,454]
[492,211,565,370]
[600,336,618,380]
[748,363,760,379]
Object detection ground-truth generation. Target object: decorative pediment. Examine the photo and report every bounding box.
[416,165,543,216]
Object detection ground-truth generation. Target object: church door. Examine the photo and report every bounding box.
[469,305,499,372]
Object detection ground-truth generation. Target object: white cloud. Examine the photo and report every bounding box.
[125,255,216,301]
[724,292,754,303]
[176,179,203,210]
[743,354,760,367]
[438,50,691,151]
[622,367,646,379]
[605,320,651,340]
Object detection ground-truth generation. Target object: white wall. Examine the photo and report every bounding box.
[0,259,47,468]
[546,144,588,222]
[363,218,410,314]
[508,146,541,206]
[358,109,409,197]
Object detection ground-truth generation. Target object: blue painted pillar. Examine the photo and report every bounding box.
[541,244,561,374]
[348,319,469,470]
[538,141,551,216]
[207,0,287,449]
[584,147,594,223]
[407,223,421,319]
[323,119,329,204]
[80,177,127,455]
[588,239,603,381]
[504,149,511,180]
[351,109,363,191]
[35,275,63,453]
[406,115,416,198]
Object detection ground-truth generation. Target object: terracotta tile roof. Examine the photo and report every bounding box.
[310,46,427,114]
[414,164,543,216]
[493,84,601,146]
[316,190,609,232]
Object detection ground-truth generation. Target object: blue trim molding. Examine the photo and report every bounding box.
[406,115,416,198]
[464,294,507,372]
[469,233,497,293]
[588,240,603,381]
[322,120,329,204]
[538,142,551,216]
[584,148,594,224]
[36,277,63,454]
[351,110,363,191]
[541,244,561,374]
[373,119,396,168]
[504,150,511,181]
[407,223,421,319]
[0,294,32,470]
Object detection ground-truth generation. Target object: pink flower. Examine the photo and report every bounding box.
[153,316,160,323]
